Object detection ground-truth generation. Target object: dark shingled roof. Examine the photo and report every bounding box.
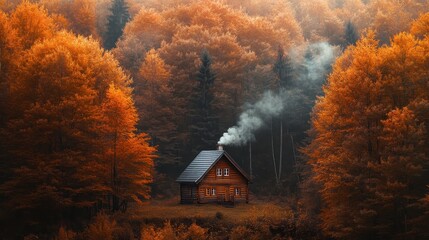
[176,150,249,183]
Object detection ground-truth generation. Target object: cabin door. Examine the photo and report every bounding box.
[224,186,230,201]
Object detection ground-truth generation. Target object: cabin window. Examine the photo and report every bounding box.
[205,188,210,196]
[224,168,229,176]
[235,187,240,196]
[212,188,216,195]
[216,168,222,176]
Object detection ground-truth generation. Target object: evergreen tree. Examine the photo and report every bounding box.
[273,46,293,89]
[344,21,358,46]
[104,0,129,50]
[189,51,218,154]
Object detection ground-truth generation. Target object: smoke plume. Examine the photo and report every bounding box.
[218,91,284,146]
[218,42,337,146]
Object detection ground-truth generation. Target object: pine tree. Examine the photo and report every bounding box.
[104,0,129,50]
[344,21,358,46]
[189,50,218,154]
[273,46,293,89]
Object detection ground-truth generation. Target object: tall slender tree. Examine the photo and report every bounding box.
[344,21,358,46]
[137,49,177,162]
[271,46,293,186]
[136,49,179,197]
[273,46,293,89]
[102,84,155,211]
[189,50,218,154]
[104,0,129,50]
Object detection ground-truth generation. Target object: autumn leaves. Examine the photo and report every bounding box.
[0,1,155,231]
[305,15,429,239]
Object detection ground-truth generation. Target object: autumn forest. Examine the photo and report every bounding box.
[0,0,429,239]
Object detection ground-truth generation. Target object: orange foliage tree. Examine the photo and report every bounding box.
[0,11,21,125]
[102,84,155,210]
[137,49,177,159]
[411,12,429,38]
[0,4,155,230]
[291,0,344,44]
[9,1,57,49]
[306,27,429,238]
[134,49,179,196]
[69,0,98,37]
[324,0,429,44]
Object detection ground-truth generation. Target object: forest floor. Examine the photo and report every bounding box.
[127,197,293,224]
[114,197,317,239]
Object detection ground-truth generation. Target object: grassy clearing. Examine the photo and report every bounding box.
[114,198,322,239]
[129,198,293,223]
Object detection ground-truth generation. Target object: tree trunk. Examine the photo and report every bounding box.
[278,116,283,182]
[290,133,299,183]
[270,117,279,185]
[249,141,252,179]
[112,131,119,212]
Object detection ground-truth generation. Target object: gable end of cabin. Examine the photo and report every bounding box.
[177,150,249,204]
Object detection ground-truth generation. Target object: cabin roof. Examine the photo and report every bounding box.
[176,150,250,183]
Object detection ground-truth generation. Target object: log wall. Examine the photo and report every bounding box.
[197,156,249,203]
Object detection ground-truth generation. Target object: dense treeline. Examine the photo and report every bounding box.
[114,0,304,185]
[305,17,429,239]
[0,0,428,239]
[0,1,155,238]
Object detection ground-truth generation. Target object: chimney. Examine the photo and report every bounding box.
[217,144,223,151]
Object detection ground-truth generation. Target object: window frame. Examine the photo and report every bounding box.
[211,188,216,195]
[224,168,229,176]
[235,187,240,196]
[216,168,222,176]
[205,188,210,196]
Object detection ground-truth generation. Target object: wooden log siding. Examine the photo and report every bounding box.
[177,150,250,204]
[180,184,198,203]
[198,157,248,203]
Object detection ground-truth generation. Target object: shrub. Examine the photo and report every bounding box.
[140,225,158,240]
[140,221,178,240]
[182,223,208,240]
[230,225,254,240]
[141,221,209,240]
[85,212,116,240]
[158,220,177,240]
[113,223,134,240]
[54,226,76,240]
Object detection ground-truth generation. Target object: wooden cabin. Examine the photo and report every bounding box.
[176,149,250,204]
